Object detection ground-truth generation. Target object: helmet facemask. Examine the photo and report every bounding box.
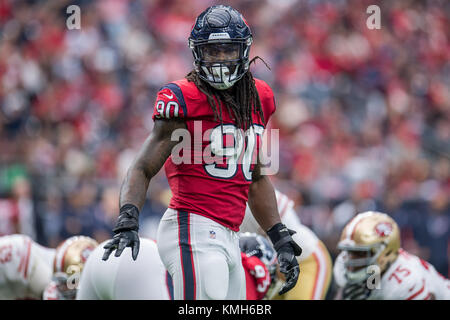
[52,272,78,300]
[338,242,386,284]
[190,37,252,90]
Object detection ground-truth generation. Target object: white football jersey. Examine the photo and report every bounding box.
[0,234,55,299]
[334,249,450,300]
[76,237,171,300]
[240,189,319,261]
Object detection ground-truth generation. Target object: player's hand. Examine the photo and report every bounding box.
[102,230,140,261]
[102,204,140,261]
[342,282,371,300]
[266,223,302,295]
[277,243,301,295]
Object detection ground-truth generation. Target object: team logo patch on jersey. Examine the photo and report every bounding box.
[209,231,216,239]
[375,222,393,237]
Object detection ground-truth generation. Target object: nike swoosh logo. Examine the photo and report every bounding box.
[163,93,174,99]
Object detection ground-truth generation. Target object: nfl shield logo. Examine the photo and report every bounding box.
[209,231,216,239]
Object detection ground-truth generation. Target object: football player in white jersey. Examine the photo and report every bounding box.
[43,236,98,300]
[0,234,55,299]
[240,189,333,300]
[76,237,172,300]
[333,211,450,300]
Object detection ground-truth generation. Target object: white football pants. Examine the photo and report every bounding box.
[76,238,171,300]
[156,208,246,300]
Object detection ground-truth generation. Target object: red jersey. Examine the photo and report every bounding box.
[241,252,271,300]
[152,78,276,231]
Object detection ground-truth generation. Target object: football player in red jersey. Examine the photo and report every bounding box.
[102,5,302,300]
[239,232,278,300]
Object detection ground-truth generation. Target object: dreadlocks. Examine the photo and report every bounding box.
[186,57,269,131]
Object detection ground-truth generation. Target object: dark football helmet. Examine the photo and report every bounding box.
[189,5,253,90]
[239,232,277,283]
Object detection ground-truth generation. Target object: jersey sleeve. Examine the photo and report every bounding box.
[427,263,450,300]
[254,79,276,126]
[152,83,188,121]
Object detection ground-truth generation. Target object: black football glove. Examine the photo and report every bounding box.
[102,204,140,261]
[266,223,302,295]
[342,282,371,300]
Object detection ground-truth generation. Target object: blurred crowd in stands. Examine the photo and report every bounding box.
[0,0,449,277]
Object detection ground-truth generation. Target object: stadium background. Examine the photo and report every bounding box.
[0,0,448,290]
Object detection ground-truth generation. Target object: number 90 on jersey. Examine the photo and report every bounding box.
[155,100,180,119]
[204,124,264,180]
